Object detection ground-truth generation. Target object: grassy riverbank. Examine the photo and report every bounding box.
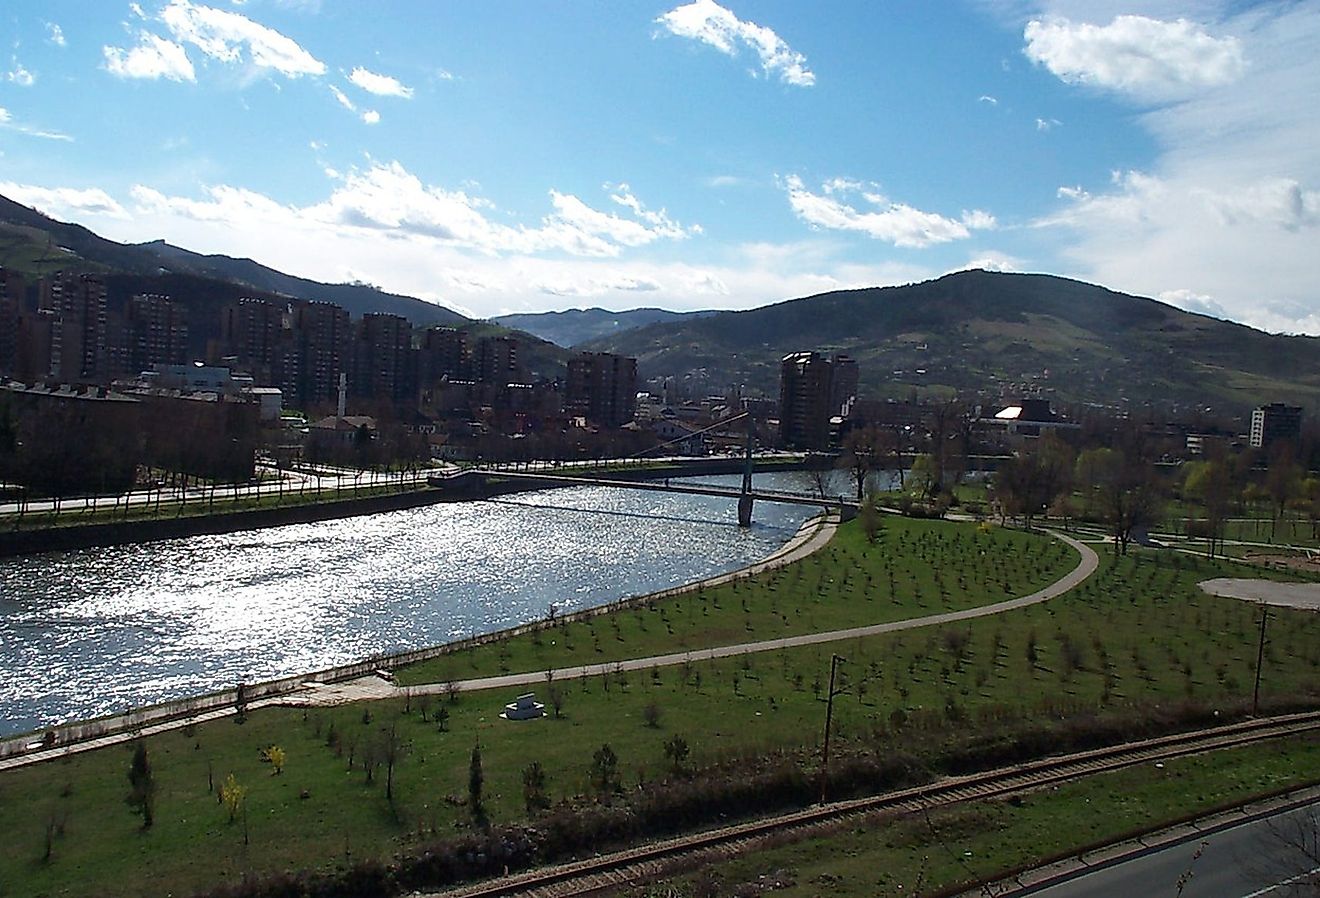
[5,519,1320,896]
[395,517,1077,685]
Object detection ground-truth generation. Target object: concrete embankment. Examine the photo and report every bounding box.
[0,457,822,558]
[0,487,450,558]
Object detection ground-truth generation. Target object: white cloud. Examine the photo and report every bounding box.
[1158,288,1227,319]
[1043,169,1320,333]
[7,62,35,87]
[656,0,814,87]
[104,32,196,82]
[1031,3,1320,334]
[361,109,380,125]
[159,0,325,78]
[6,173,940,317]
[1024,14,1244,100]
[328,84,355,111]
[348,66,413,98]
[978,94,999,105]
[704,175,747,188]
[47,23,67,47]
[783,175,994,249]
[606,182,697,236]
[1035,117,1061,131]
[957,252,1023,273]
[0,106,73,141]
[124,160,698,261]
[0,182,129,219]
[534,273,664,297]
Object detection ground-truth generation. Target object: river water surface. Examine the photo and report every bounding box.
[0,473,825,736]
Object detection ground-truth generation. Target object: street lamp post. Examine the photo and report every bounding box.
[820,653,846,804]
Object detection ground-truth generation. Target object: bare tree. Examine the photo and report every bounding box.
[1076,437,1163,555]
[995,434,1074,530]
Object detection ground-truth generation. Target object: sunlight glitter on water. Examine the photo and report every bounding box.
[0,475,818,735]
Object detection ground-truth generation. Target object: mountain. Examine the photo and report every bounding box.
[0,193,465,326]
[492,307,716,348]
[580,270,1320,414]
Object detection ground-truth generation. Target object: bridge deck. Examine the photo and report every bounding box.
[467,468,854,509]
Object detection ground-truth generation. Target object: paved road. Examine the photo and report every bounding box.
[395,528,1097,699]
[1014,793,1320,897]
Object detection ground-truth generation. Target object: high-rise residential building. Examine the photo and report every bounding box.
[126,294,189,374]
[1250,403,1303,451]
[221,298,283,371]
[0,267,24,376]
[566,351,637,427]
[220,297,296,397]
[779,351,836,450]
[831,354,859,417]
[47,273,107,383]
[14,311,54,383]
[474,335,521,385]
[353,312,415,405]
[418,326,469,386]
[292,300,351,408]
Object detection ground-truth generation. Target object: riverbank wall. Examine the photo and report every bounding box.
[0,457,824,558]
[0,487,449,559]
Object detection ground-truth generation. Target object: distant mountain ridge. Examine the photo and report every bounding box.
[0,193,465,326]
[4,191,1315,414]
[580,270,1320,415]
[492,307,716,348]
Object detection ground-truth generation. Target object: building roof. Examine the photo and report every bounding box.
[309,415,377,431]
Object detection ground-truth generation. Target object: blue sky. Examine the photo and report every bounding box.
[1,1,1317,332]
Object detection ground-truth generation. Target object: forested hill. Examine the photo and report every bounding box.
[581,270,1320,414]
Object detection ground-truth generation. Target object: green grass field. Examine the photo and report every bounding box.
[4,517,1320,896]
[394,517,1077,685]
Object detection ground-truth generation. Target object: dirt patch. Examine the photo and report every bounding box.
[1241,552,1320,573]
[1199,578,1320,611]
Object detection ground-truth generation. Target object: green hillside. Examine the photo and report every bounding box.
[583,270,1320,413]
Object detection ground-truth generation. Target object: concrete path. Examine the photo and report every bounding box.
[1200,578,1320,610]
[384,528,1099,700]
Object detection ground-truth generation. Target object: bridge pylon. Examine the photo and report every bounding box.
[738,413,754,527]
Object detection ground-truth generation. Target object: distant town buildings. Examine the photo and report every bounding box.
[1250,402,1302,451]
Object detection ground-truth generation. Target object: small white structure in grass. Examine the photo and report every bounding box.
[502,692,545,721]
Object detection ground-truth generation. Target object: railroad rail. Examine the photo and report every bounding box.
[427,709,1320,898]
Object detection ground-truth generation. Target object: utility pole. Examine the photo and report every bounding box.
[820,653,846,804]
[1252,601,1269,716]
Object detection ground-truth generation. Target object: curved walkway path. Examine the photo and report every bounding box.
[384,528,1100,701]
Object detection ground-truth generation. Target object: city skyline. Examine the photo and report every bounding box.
[0,1,1317,332]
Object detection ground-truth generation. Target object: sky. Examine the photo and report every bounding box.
[0,1,1317,332]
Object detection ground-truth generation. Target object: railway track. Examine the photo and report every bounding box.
[427,709,1320,898]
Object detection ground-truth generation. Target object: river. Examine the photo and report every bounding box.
[0,472,836,736]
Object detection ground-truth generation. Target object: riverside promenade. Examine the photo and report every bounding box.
[0,519,1099,772]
